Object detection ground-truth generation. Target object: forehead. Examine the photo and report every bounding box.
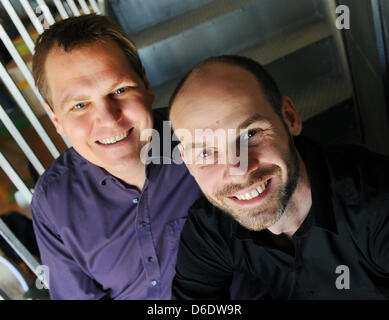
[45,39,131,76]
[171,62,276,132]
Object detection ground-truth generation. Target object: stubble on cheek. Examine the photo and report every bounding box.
[202,169,284,231]
[235,182,284,230]
[200,132,301,231]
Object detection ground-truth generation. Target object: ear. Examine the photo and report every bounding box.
[280,96,302,136]
[178,143,194,176]
[178,143,187,163]
[43,102,65,136]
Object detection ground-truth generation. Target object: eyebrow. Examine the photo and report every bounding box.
[58,77,130,109]
[185,142,206,152]
[237,113,268,131]
[183,113,268,152]
[59,93,90,109]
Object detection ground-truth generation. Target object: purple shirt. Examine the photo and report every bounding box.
[31,111,202,299]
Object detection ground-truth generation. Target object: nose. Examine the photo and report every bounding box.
[95,98,123,126]
[224,150,260,181]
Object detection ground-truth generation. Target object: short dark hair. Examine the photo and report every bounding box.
[32,14,144,106]
[169,55,283,117]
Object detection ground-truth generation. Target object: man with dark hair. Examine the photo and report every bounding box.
[30,14,203,300]
[169,55,389,299]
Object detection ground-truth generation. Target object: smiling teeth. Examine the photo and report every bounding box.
[98,131,128,145]
[235,181,269,200]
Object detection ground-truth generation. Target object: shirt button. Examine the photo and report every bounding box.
[139,221,147,228]
[151,280,157,287]
[132,198,139,204]
[147,257,153,262]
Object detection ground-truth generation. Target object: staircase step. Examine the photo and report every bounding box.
[152,19,333,109]
[291,74,352,121]
[240,20,331,65]
[132,0,253,49]
[111,0,212,34]
[140,0,323,87]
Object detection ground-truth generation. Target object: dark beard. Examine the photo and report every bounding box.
[277,133,300,214]
[205,132,301,230]
[267,132,300,227]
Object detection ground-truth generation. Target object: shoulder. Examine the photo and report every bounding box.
[31,148,87,221]
[324,144,389,271]
[321,143,389,247]
[324,143,389,182]
[322,143,389,201]
[298,137,389,187]
[298,136,389,198]
[298,137,389,228]
[186,196,234,243]
[34,148,85,193]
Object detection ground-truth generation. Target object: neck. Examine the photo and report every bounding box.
[107,161,147,192]
[267,152,312,238]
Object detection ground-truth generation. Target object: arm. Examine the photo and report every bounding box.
[172,207,234,300]
[31,201,109,300]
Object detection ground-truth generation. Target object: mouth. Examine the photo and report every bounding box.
[96,128,134,146]
[227,178,272,205]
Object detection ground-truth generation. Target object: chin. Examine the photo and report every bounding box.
[206,192,284,231]
[236,207,282,230]
[110,155,141,168]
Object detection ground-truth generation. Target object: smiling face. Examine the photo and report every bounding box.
[44,39,154,178]
[170,62,303,231]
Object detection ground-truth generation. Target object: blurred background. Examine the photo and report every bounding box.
[0,0,388,299]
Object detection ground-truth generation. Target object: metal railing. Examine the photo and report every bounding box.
[0,0,104,300]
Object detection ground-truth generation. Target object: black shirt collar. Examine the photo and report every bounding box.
[232,136,338,241]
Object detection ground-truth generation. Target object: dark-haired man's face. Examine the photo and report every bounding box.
[44,39,154,178]
[170,63,303,231]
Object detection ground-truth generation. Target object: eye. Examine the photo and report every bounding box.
[238,129,262,149]
[74,102,86,110]
[196,149,217,167]
[199,151,210,158]
[113,87,127,95]
[243,129,259,140]
[198,148,214,159]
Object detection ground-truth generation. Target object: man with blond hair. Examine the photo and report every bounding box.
[30,14,203,300]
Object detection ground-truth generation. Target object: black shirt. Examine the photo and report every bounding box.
[172,137,389,300]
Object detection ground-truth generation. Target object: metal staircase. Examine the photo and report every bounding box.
[108,0,353,126]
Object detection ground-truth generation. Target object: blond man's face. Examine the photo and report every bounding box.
[44,39,154,174]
